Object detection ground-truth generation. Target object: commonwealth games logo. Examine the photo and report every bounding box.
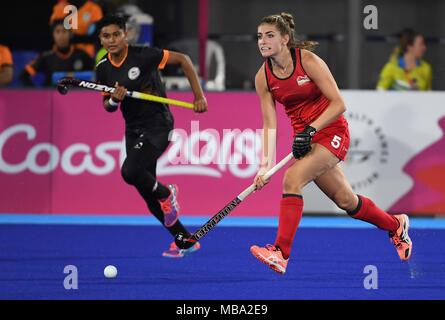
[343,112,389,190]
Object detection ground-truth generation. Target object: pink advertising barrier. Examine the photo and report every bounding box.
[0,90,294,216]
[2,90,444,216]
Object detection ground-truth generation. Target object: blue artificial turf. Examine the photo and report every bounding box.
[0,222,444,300]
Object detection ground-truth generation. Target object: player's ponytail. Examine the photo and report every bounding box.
[260,12,318,51]
[279,12,296,48]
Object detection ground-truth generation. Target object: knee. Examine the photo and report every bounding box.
[282,171,305,194]
[121,162,139,185]
[333,192,357,212]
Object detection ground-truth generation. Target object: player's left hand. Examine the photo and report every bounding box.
[193,95,208,113]
[292,125,316,159]
[111,82,127,102]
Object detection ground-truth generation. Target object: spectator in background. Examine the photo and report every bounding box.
[377,28,432,91]
[0,44,13,87]
[50,0,103,57]
[20,19,94,87]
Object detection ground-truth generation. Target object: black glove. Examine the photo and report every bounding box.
[292,126,317,159]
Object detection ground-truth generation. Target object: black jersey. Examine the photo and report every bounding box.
[95,45,174,130]
[25,45,94,86]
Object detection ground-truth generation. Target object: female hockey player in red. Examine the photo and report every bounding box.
[250,12,412,274]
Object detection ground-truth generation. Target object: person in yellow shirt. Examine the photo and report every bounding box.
[0,44,13,86]
[377,28,432,91]
[50,0,103,57]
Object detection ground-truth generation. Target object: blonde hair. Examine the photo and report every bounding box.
[260,12,318,51]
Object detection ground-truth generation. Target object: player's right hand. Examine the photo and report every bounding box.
[193,95,208,113]
[254,167,270,191]
[111,82,127,102]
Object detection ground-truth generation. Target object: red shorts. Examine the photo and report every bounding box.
[301,121,350,161]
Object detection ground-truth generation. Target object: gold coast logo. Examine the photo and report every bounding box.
[343,112,388,190]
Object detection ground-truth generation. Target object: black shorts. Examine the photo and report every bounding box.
[125,112,174,153]
[125,126,172,154]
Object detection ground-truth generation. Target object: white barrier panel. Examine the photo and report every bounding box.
[303,91,445,215]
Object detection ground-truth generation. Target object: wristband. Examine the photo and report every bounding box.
[108,98,119,107]
[304,125,317,136]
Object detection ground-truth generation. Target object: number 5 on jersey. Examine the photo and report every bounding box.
[331,135,342,149]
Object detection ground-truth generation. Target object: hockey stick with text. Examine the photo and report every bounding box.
[56,77,194,109]
[175,152,294,249]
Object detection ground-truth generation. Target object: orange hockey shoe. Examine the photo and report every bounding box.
[389,214,413,261]
[250,244,288,274]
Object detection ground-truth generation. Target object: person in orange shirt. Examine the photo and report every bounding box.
[0,44,13,86]
[49,0,103,57]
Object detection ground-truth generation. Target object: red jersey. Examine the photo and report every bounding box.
[264,48,350,160]
[264,47,347,133]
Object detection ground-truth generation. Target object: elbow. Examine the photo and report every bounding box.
[336,99,346,114]
[263,118,277,130]
[262,110,278,129]
[327,98,346,115]
[179,53,193,69]
[182,53,192,64]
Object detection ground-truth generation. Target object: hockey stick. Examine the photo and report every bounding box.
[174,152,295,249]
[56,77,194,109]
